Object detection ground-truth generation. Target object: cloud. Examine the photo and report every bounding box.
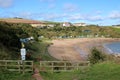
[18,12,33,19]
[68,14,85,20]
[109,11,120,19]
[63,3,78,12]
[68,13,104,21]
[0,0,14,8]
[87,15,104,21]
[22,13,104,22]
[0,10,105,22]
[40,13,65,21]
[0,11,37,19]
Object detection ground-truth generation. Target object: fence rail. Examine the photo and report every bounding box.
[39,61,90,72]
[0,60,90,73]
[0,60,33,73]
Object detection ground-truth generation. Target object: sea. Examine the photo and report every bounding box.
[104,42,120,54]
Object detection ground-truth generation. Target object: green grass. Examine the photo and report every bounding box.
[41,62,120,80]
[25,41,56,61]
[113,28,120,33]
[0,69,35,80]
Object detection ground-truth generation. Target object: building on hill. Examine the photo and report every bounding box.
[73,23,86,26]
[31,23,46,28]
[62,22,72,27]
[112,25,120,28]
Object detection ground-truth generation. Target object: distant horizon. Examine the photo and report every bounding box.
[0,0,120,26]
[0,17,120,26]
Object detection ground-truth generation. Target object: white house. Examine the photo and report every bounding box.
[62,22,72,27]
[73,23,86,26]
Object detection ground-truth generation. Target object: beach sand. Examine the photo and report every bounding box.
[48,38,120,61]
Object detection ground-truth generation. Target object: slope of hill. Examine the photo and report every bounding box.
[0,21,39,60]
[0,18,43,24]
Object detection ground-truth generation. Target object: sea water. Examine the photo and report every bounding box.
[104,42,120,54]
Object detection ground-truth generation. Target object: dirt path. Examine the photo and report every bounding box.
[32,68,43,80]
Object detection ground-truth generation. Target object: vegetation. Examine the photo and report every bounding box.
[0,21,39,80]
[38,25,120,39]
[25,41,56,61]
[0,69,34,80]
[0,21,39,60]
[88,48,106,64]
[41,62,120,80]
[0,20,120,80]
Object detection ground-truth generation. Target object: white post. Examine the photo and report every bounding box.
[20,48,26,74]
[20,48,26,60]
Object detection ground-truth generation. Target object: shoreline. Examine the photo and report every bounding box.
[103,42,120,55]
[48,38,120,61]
[103,43,114,54]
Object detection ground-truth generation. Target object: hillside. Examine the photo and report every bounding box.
[1,20,120,80]
[0,21,39,60]
[0,18,43,24]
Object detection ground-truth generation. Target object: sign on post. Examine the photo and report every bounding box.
[20,48,26,60]
[21,55,26,60]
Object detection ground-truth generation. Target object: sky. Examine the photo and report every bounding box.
[0,0,120,25]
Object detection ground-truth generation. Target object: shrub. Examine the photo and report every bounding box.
[89,47,106,64]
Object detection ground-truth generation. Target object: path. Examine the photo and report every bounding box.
[32,68,43,80]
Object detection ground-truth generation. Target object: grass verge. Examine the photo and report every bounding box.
[41,61,120,80]
[0,69,35,80]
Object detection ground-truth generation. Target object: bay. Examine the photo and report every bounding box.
[104,42,120,54]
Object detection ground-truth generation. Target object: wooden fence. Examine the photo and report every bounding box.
[0,60,33,73]
[39,61,90,72]
[0,60,90,73]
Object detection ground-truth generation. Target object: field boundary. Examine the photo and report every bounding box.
[0,60,90,73]
[39,61,90,72]
[0,60,33,73]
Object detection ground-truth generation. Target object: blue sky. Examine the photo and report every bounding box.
[0,0,120,25]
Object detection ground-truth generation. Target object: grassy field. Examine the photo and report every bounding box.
[0,18,42,24]
[41,61,120,80]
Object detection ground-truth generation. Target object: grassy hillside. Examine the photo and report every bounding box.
[25,41,56,61]
[41,62,120,80]
[0,21,55,79]
[0,21,39,60]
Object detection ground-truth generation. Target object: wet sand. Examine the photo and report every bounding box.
[48,38,120,61]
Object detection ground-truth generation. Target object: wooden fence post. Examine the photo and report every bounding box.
[5,61,7,70]
[64,62,66,71]
[52,62,54,72]
[22,60,25,74]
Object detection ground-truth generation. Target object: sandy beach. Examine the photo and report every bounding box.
[48,38,120,61]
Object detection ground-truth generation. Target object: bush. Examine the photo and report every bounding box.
[89,48,106,64]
